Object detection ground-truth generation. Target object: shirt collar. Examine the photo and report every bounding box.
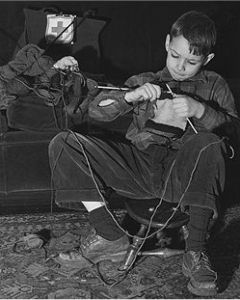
[157,67,207,83]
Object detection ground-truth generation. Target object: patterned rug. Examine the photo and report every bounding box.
[1,207,240,299]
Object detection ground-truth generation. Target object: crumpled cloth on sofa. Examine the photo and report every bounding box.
[0,44,53,80]
[0,44,83,112]
[0,44,57,109]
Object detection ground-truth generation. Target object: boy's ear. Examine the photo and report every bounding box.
[165,34,170,51]
[203,53,215,66]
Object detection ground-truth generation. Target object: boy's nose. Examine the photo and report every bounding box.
[177,59,186,71]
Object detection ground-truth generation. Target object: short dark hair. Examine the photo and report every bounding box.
[170,10,216,57]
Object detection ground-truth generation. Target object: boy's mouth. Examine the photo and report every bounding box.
[171,70,187,80]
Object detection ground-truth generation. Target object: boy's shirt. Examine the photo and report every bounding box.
[89,67,238,150]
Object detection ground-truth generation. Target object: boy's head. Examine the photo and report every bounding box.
[165,10,216,81]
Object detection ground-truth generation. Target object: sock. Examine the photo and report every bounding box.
[186,205,213,252]
[89,206,125,241]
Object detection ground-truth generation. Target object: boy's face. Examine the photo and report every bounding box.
[165,34,214,81]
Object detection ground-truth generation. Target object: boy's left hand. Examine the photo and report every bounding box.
[172,94,205,119]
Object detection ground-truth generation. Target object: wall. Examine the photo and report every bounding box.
[0,1,240,82]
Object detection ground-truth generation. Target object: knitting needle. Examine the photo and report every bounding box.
[55,68,130,91]
[94,85,130,91]
[165,84,198,134]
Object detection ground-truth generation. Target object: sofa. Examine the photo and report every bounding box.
[0,7,107,214]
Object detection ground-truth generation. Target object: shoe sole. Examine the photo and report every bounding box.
[90,249,128,264]
[54,255,91,269]
[182,264,217,297]
[55,249,128,268]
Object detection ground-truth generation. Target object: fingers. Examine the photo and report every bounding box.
[53,56,79,72]
[125,83,161,103]
[172,96,191,117]
[142,83,161,101]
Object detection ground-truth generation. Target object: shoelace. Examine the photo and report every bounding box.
[193,252,217,279]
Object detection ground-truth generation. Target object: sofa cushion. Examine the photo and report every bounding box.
[7,93,68,132]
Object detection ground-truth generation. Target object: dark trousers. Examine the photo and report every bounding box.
[48,131,227,218]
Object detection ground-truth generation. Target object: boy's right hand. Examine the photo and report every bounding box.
[124,83,161,103]
[53,56,79,72]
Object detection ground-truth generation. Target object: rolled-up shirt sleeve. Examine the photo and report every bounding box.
[196,76,239,130]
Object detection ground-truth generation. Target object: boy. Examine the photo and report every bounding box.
[49,11,239,296]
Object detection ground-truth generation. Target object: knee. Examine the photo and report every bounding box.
[179,132,226,164]
[194,133,226,163]
[187,132,222,148]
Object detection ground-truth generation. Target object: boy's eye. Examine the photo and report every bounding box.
[170,51,200,65]
[188,61,197,65]
[171,53,179,59]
